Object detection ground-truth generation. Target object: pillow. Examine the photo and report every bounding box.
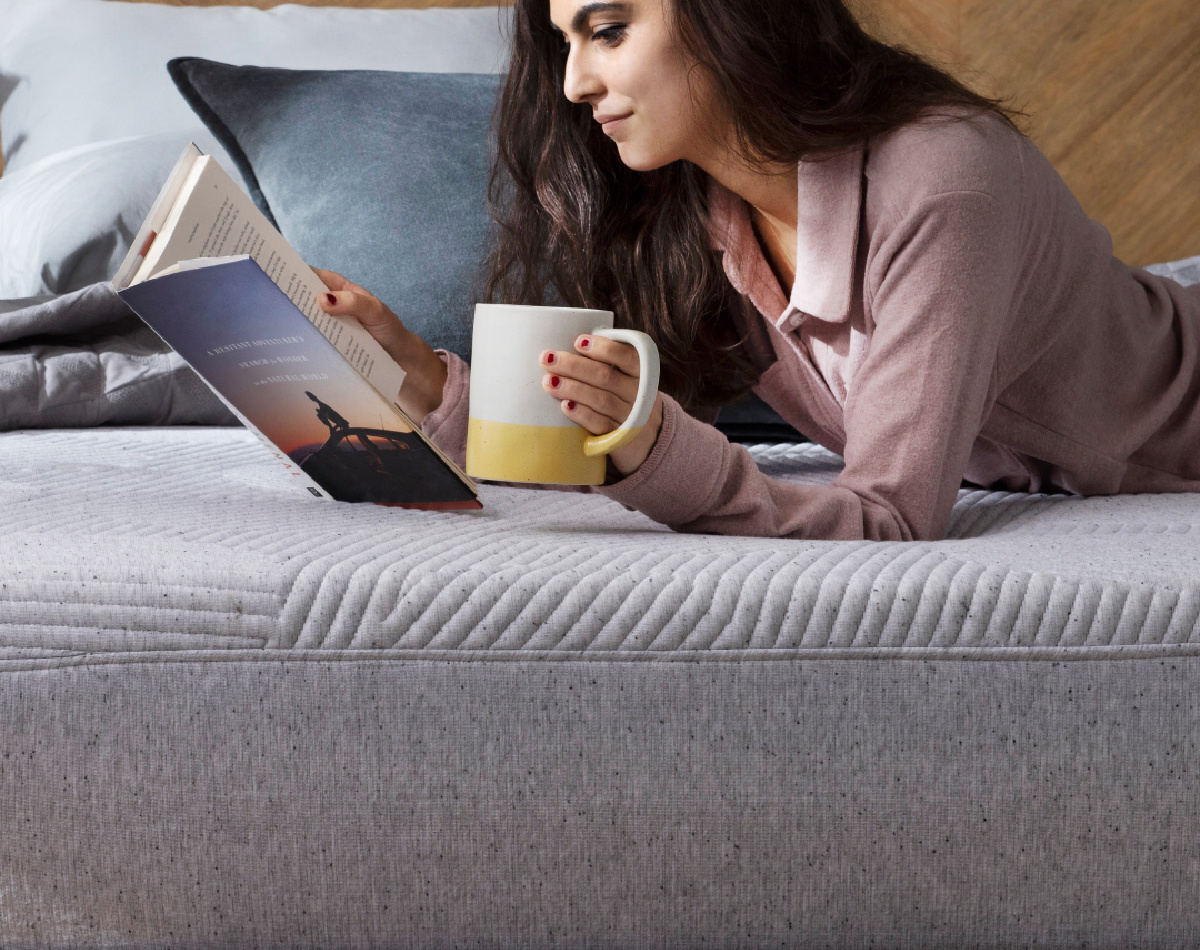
[0,0,508,297]
[0,0,510,175]
[1144,254,1200,288]
[714,393,809,444]
[0,131,229,297]
[171,58,501,363]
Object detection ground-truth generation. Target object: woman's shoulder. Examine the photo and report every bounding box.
[864,105,1029,213]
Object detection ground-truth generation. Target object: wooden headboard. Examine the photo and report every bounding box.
[848,0,1200,266]
[82,0,1200,265]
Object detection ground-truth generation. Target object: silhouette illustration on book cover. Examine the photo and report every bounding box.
[293,391,444,503]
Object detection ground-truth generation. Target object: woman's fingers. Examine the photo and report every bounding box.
[538,334,649,429]
[559,394,620,435]
[311,267,369,296]
[540,338,641,404]
[542,372,628,430]
[313,270,406,350]
[575,334,640,376]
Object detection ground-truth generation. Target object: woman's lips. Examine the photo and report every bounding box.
[597,114,631,135]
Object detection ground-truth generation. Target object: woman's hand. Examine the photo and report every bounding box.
[313,268,447,425]
[540,334,664,477]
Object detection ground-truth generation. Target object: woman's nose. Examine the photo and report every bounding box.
[562,46,603,104]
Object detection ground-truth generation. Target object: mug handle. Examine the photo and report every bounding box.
[581,328,661,458]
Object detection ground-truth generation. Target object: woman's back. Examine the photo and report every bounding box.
[722,106,1200,508]
[868,108,1200,495]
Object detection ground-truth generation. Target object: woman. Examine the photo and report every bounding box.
[316,0,1200,541]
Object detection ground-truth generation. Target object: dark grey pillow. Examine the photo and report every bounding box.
[169,58,499,363]
[714,392,807,444]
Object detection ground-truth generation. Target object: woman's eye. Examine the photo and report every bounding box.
[592,24,627,47]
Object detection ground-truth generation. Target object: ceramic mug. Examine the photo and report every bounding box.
[465,304,661,485]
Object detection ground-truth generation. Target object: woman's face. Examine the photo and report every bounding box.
[547,0,727,172]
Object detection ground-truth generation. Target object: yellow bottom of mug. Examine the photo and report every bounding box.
[466,418,606,485]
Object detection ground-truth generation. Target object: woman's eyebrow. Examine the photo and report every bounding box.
[570,1,632,35]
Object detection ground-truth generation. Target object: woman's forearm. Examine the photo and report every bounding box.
[310,268,450,426]
[390,328,449,425]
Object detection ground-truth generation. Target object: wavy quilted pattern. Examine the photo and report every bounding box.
[3,428,1200,659]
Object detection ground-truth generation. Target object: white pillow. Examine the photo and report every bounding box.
[0,0,510,175]
[0,0,510,297]
[1144,255,1200,288]
[0,132,236,297]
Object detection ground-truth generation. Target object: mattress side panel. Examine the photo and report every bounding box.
[0,655,1196,949]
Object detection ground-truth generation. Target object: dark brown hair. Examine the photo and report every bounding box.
[483,0,1023,410]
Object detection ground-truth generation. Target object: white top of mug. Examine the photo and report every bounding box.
[474,303,614,319]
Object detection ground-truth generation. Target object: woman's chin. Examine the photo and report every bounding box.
[615,142,672,173]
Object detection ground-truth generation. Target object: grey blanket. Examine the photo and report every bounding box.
[0,282,236,428]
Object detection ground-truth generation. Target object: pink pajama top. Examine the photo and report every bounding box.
[422,108,1200,541]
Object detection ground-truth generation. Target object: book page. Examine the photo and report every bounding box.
[156,254,251,277]
[132,155,406,407]
[113,143,204,291]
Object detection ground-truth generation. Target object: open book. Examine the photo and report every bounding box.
[113,145,480,510]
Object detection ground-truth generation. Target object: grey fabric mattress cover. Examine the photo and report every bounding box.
[4,426,1200,949]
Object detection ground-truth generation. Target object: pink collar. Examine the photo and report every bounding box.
[708,144,864,329]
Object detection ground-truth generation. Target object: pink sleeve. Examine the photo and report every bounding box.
[598,192,1018,541]
[417,350,471,471]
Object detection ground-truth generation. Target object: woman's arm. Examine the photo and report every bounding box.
[312,270,612,493]
[595,190,1020,541]
[317,187,1016,539]
[314,268,448,425]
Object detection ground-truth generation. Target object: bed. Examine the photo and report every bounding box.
[3,1,1200,948]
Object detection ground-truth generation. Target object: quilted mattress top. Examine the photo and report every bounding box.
[3,427,1200,668]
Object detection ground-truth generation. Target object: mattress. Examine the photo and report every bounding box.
[5,427,1200,950]
[3,426,1200,660]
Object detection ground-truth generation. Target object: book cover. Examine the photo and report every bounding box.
[121,257,481,510]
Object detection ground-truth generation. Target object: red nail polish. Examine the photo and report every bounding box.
[565,400,576,411]
[579,337,590,349]
[550,375,561,388]
[545,351,557,365]
[325,293,337,306]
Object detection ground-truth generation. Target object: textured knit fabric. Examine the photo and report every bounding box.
[9,655,1200,950]
[7,427,1200,947]
[422,107,1200,542]
[13,427,1200,655]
